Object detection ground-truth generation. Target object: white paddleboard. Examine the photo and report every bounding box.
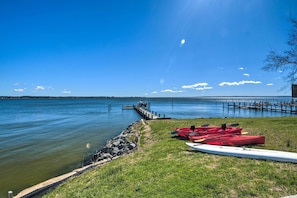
[186,142,297,163]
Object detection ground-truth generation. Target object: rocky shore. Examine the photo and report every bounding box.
[15,120,143,198]
[92,120,141,162]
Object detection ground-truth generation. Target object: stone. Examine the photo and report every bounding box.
[92,121,140,162]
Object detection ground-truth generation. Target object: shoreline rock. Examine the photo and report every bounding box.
[92,121,140,162]
[14,120,143,198]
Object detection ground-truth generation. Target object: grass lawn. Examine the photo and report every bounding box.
[44,117,297,197]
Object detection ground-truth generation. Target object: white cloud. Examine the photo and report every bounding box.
[180,39,186,46]
[151,91,158,94]
[35,86,45,90]
[243,73,250,77]
[181,83,212,91]
[161,89,182,93]
[195,86,213,91]
[219,80,261,86]
[62,89,71,94]
[238,67,244,70]
[14,88,25,92]
[182,82,208,89]
[161,89,176,93]
[267,83,274,86]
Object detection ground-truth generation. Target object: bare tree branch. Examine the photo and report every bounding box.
[263,18,297,85]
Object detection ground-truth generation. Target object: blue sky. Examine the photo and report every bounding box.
[1,0,297,97]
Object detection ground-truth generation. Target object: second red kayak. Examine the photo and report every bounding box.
[190,134,265,146]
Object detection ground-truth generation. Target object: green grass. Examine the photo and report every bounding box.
[44,117,297,197]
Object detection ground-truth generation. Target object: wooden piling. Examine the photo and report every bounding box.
[8,191,13,198]
[226,101,297,114]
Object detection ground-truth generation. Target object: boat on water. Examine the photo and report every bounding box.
[189,134,265,146]
[186,142,297,163]
[175,124,242,139]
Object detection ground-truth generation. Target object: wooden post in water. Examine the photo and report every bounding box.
[8,191,13,198]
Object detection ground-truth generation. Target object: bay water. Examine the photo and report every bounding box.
[0,96,293,197]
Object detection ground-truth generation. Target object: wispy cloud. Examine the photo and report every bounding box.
[243,73,250,77]
[219,80,261,86]
[182,82,208,89]
[13,88,25,92]
[181,82,212,91]
[161,89,182,93]
[151,91,158,94]
[238,67,244,70]
[267,83,274,86]
[62,89,71,94]
[195,86,213,91]
[35,85,45,90]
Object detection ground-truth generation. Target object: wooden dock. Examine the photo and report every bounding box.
[226,101,297,114]
[133,106,160,120]
[123,102,169,120]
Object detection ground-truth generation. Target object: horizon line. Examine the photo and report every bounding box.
[0,95,292,99]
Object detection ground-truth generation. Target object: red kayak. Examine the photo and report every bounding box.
[175,125,242,139]
[190,134,265,146]
[175,126,220,138]
[189,133,234,143]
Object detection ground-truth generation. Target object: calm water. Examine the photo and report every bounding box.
[0,96,294,197]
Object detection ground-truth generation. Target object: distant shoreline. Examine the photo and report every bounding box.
[0,96,144,99]
[0,95,291,99]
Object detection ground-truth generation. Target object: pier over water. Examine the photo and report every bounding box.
[226,100,297,114]
[123,101,168,120]
[133,106,160,120]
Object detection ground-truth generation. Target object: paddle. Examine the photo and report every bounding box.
[193,138,206,143]
[228,123,239,127]
[193,133,237,143]
[170,131,178,134]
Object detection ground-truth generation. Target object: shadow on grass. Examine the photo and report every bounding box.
[170,135,187,140]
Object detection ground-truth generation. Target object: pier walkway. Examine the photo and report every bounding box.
[133,106,160,120]
[122,102,168,120]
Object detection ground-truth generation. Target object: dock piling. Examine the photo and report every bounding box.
[8,191,13,198]
[226,100,297,114]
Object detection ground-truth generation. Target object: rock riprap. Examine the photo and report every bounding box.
[92,121,140,162]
